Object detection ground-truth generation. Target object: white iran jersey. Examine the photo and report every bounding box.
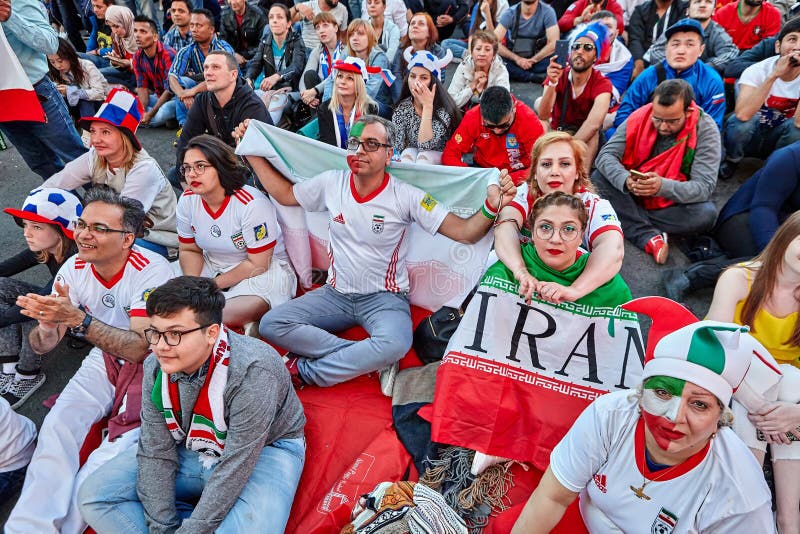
[550,391,775,533]
[293,171,448,294]
[53,246,174,328]
[508,184,622,250]
[176,185,288,273]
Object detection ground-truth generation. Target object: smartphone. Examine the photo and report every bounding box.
[555,39,570,68]
[630,170,648,181]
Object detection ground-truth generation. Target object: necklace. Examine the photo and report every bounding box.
[629,443,684,501]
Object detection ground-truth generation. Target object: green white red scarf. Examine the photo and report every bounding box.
[152,326,230,467]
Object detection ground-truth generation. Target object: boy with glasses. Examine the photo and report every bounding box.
[443,86,544,185]
[6,188,173,534]
[79,276,305,533]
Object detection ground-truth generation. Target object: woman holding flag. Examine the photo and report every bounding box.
[494,131,624,305]
[511,298,776,533]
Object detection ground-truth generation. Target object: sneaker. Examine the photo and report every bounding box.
[379,361,399,397]
[284,354,306,389]
[662,267,691,302]
[3,373,46,409]
[0,373,13,394]
[645,233,669,265]
[718,160,737,181]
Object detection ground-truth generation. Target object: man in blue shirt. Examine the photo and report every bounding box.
[0,0,87,180]
[609,18,725,138]
[494,0,560,82]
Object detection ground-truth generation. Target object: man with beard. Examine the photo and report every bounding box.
[168,9,235,127]
[610,18,725,137]
[537,21,613,162]
[163,0,194,52]
[494,0,560,82]
[592,79,720,265]
[292,0,348,51]
[646,0,738,74]
[719,17,800,178]
[713,0,780,51]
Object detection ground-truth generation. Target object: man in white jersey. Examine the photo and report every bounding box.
[243,115,515,388]
[6,188,174,534]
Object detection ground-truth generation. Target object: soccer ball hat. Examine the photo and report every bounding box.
[622,296,764,405]
[78,88,144,151]
[4,187,83,240]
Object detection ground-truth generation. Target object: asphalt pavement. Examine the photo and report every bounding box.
[0,79,758,520]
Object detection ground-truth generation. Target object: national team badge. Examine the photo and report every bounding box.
[420,194,438,212]
[651,508,678,534]
[231,232,246,250]
[142,287,156,301]
[505,133,518,148]
[455,133,462,144]
[253,222,268,241]
[372,214,385,234]
[102,294,115,308]
[593,474,607,493]
[210,225,222,237]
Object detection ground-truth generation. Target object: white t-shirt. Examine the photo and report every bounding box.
[53,246,174,327]
[550,390,775,533]
[176,185,288,274]
[0,397,36,473]
[293,170,449,294]
[361,0,408,37]
[507,183,622,250]
[300,1,349,50]
[739,56,800,125]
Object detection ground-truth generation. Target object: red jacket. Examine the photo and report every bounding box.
[441,99,544,185]
[558,0,625,33]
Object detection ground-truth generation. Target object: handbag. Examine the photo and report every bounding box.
[413,305,464,364]
[510,5,547,59]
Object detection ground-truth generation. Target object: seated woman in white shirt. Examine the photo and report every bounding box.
[447,30,510,110]
[176,135,297,328]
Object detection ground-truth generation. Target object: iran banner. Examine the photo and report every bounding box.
[430,267,644,471]
[0,26,45,123]
[236,120,498,311]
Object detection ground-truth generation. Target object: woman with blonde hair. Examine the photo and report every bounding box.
[43,90,178,258]
[317,58,379,148]
[494,131,624,304]
[706,212,800,534]
[99,5,137,89]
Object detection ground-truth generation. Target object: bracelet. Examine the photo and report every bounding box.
[493,217,521,229]
[481,198,498,220]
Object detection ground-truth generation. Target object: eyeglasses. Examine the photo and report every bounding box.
[144,324,212,346]
[571,43,595,52]
[346,137,392,152]
[650,115,684,126]
[179,162,211,177]
[74,219,130,235]
[534,222,580,242]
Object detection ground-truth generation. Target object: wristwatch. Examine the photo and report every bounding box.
[69,312,92,338]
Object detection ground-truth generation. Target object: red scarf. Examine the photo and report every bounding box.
[621,102,700,210]
[103,353,143,442]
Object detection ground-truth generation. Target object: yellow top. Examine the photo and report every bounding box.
[734,268,800,367]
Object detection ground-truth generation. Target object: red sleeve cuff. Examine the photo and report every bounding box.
[508,201,527,221]
[130,309,148,317]
[588,225,623,249]
[247,240,276,254]
[178,236,195,244]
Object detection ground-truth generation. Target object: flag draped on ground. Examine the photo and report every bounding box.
[430,250,643,470]
[0,26,45,123]
[236,120,498,310]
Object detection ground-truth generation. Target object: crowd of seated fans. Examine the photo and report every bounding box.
[3,0,800,530]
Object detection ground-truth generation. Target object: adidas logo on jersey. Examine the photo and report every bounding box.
[593,474,607,493]
[333,213,346,224]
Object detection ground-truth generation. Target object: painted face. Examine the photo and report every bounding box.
[471,39,495,68]
[349,27,369,54]
[534,141,579,195]
[641,376,721,457]
[182,148,221,195]
[47,54,71,74]
[170,1,191,26]
[666,31,704,73]
[268,6,290,36]
[149,309,219,375]
[133,22,156,49]
[88,122,125,160]
[345,122,392,176]
[21,219,62,253]
[531,204,583,271]
[366,0,385,17]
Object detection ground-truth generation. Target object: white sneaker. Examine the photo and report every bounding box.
[379,362,399,397]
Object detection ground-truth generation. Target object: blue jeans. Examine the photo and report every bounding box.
[0,466,27,503]
[0,77,87,180]
[78,436,305,534]
[441,39,468,59]
[174,76,198,126]
[259,284,413,386]
[141,94,177,128]
[723,114,800,163]
[78,52,110,69]
[99,67,137,90]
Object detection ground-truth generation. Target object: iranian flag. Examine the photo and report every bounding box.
[430,253,644,470]
[0,26,45,123]
[236,120,498,311]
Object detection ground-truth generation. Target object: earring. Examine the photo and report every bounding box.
[710,432,717,439]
